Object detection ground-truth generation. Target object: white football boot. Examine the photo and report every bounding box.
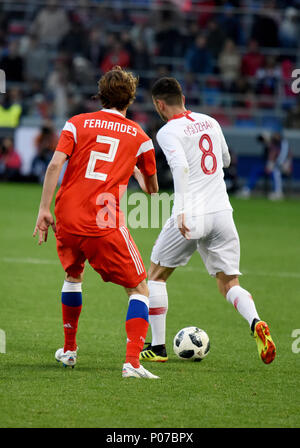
[122,362,160,379]
[55,347,78,368]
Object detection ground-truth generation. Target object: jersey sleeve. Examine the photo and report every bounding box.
[156,128,188,171]
[55,121,77,158]
[213,119,231,168]
[136,139,157,177]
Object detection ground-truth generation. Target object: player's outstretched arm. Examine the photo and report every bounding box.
[33,151,67,245]
[133,166,158,195]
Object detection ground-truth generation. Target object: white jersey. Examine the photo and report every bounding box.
[156,110,232,217]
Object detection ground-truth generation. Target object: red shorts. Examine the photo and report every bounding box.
[56,225,146,288]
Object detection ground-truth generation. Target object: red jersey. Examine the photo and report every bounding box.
[54,108,156,236]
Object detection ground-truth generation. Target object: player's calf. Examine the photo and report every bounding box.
[61,280,82,352]
[124,283,150,368]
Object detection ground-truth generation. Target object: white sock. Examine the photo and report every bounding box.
[148,280,168,346]
[62,280,82,292]
[226,285,260,327]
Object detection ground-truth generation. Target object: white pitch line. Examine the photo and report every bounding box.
[241,270,300,279]
[2,257,58,265]
[1,257,299,279]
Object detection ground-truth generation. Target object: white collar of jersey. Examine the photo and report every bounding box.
[101,108,124,117]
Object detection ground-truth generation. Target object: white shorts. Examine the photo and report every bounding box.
[151,210,241,277]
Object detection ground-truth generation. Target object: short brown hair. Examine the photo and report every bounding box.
[151,77,183,106]
[94,66,139,110]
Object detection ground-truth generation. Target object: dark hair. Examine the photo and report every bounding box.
[94,66,139,110]
[151,77,183,106]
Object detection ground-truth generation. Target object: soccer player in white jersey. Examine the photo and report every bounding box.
[139,77,276,365]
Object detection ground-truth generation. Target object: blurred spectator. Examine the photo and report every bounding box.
[267,132,293,200]
[70,0,93,29]
[0,136,22,181]
[59,20,87,56]
[232,77,255,109]
[279,7,299,49]
[130,102,149,129]
[0,89,22,128]
[241,39,265,77]
[46,55,72,120]
[237,131,272,199]
[185,35,213,75]
[30,0,70,48]
[25,81,52,120]
[224,148,239,194]
[181,73,200,106]
[237,131,292,200]
[285,98,300,129]
[255,56,281,108]
[0,40,24,82]
[218,4,242,45]
[132,40,151,75]
[155,9,184,58]
[168,0,193,13]
[30,123,58,184]
[218,39,241,90]
[206,19,226,61]
[84,28,106,69]
[72,56,95,86]
[195,0,215,28]
[154,65,171,80]
[120,31,135,67]
[130,18,155,55]
[281,58,297,109]
[0,16,6,53]
[251,1,279,48]
[108,9,133,32]
[100,41,130,73]
[185,21,202,43]
[202,77,222,107]
[21,35,50,83]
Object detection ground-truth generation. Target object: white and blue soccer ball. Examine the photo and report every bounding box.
[173,326,210,361]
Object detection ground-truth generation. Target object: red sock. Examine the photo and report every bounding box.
[125,317,149,368]
[62,303,82,352]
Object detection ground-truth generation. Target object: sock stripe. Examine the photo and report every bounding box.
[128,294,149,308]
[126,299,149,322]
[61,291,82,307]
[233,298,239,310]
[149,307,167,316]
[62,281,82,293]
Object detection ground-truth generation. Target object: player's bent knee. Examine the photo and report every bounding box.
[126,279,149,298]
[148,262,174,282]
[216,272,239,297]
[65,273,83,283]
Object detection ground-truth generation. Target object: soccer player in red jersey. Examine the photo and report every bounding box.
[33,66,160,379]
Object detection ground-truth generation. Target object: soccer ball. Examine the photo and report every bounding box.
[173,326,210,361]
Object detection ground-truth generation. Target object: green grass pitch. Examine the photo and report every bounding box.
[0,182,299,428]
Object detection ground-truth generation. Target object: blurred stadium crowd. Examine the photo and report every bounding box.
[0,0,299,195]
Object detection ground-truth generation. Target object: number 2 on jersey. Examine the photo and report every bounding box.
[85,135,120,181]
[199,134,217,175]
